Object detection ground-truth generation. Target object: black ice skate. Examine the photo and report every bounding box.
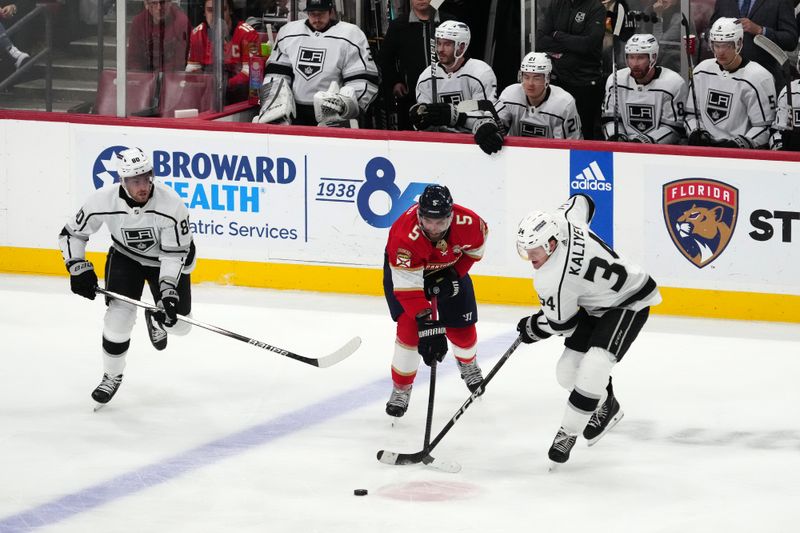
[92,373,123,405]
[583,391,624,446]
[145,309,168,351]
[457,358,484,395]
[385,385,412,418]
[548,427,577,465]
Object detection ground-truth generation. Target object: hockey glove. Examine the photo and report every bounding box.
[156,282,180,327]
[516,311,552,344]
[416,308,447,366]
[713,136,753,149]
[473,120,504,154]
[67,259,97,300]
[409,102,459,129]
[688,129,714,146]
[628,133,654,143]
[607,133,629,142]
[424,267,460,300]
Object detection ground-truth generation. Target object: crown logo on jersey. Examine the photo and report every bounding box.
[706,90,732,124]
[663,178,738,268]
[628,104,655,133]
[297,47,326,80]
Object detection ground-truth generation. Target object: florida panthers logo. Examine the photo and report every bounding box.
[297,47,326,80]
[706,90,732,124]
[663,179,738,268]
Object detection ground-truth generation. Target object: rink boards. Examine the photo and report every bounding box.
[0,115,797,322]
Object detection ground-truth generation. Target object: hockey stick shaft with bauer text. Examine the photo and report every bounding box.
[96,288,361,368]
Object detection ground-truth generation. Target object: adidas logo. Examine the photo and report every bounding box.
[571,160,612,191]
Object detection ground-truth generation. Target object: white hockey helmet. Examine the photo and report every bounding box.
[117,147,153,179]
[516,211,561,259]
[435,20,471,59]
[709,17,743,54]
[625,33,659,69]
[519,52,552,85]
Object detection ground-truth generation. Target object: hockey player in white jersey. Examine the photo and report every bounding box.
[497,52,582,139]
[254,0,380,126]
[602,34,687,144]
[770,56,800,150]
[409,20,504,154]
[58,148,196,407]
[686,18,776,148]
[515,195,661,466]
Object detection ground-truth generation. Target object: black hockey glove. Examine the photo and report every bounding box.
[416,308,447,366]
[688,129,714,146]
[67,259,97,300]
[473,120,504,154]
[607,133,629,142]
[712,136,752,149]
[629,133,654,143]
[424,267,460,300]
[516,311,552,344]
[409,102,458,129]
[155,282,180,327]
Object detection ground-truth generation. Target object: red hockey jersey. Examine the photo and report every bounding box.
[386,203,488,318]
[187,20,260,96]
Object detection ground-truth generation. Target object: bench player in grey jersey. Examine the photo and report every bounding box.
[254,0,380,126]
[686,18,776,149]
[515,195,661,466]
[770,55,800,151]
[497,52,582,140]
[409,20,504,154]
[58,148,196,407]
[602,34,687,144]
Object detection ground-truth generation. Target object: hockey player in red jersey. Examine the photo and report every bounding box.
[186,0,260,103]
[383,185,488,417]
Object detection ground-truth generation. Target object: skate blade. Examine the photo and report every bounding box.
[93,402,108,412]
[548,461,563,472]
[586,411,625,447]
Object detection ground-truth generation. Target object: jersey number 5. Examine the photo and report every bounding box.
[584,257,627,291]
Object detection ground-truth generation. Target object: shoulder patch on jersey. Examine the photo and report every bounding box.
[395,248,412,268]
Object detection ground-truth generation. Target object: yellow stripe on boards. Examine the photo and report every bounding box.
[1,246,797,323]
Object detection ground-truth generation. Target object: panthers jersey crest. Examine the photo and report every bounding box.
[663,178,739,268]
[297,47,326,80]
[706,89,732,124]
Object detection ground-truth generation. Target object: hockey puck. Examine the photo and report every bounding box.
[353,489,368,496]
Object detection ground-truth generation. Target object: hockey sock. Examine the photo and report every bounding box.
[560,347,615,434]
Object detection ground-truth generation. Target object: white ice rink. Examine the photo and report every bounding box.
[1,274,799,533]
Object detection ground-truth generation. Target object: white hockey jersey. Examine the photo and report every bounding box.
[264,19,379,109]
[686,58,776,148]
[602,66,687,144]
[496,84,582,139]
[415,57,498,132]
[528,195,661,337]
[770,79,800,149]
[58,183,195,288]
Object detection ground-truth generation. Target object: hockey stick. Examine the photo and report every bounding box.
[377,336,523,471]
[422,296,439,458]
[96,288,361,368]
[428,0,444,104]
[611,1,627,138]
[754,33,794,145]
[681,14,703,131]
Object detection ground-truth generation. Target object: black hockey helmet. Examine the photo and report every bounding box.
[418,185,453,219]
[305,0,334,11]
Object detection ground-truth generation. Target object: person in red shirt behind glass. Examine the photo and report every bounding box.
[127,0,192,73]
[186,0,260,103]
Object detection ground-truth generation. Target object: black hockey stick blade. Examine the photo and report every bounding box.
[96,288,361,368]
[754,34,789,67]
[376,337,522,470]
